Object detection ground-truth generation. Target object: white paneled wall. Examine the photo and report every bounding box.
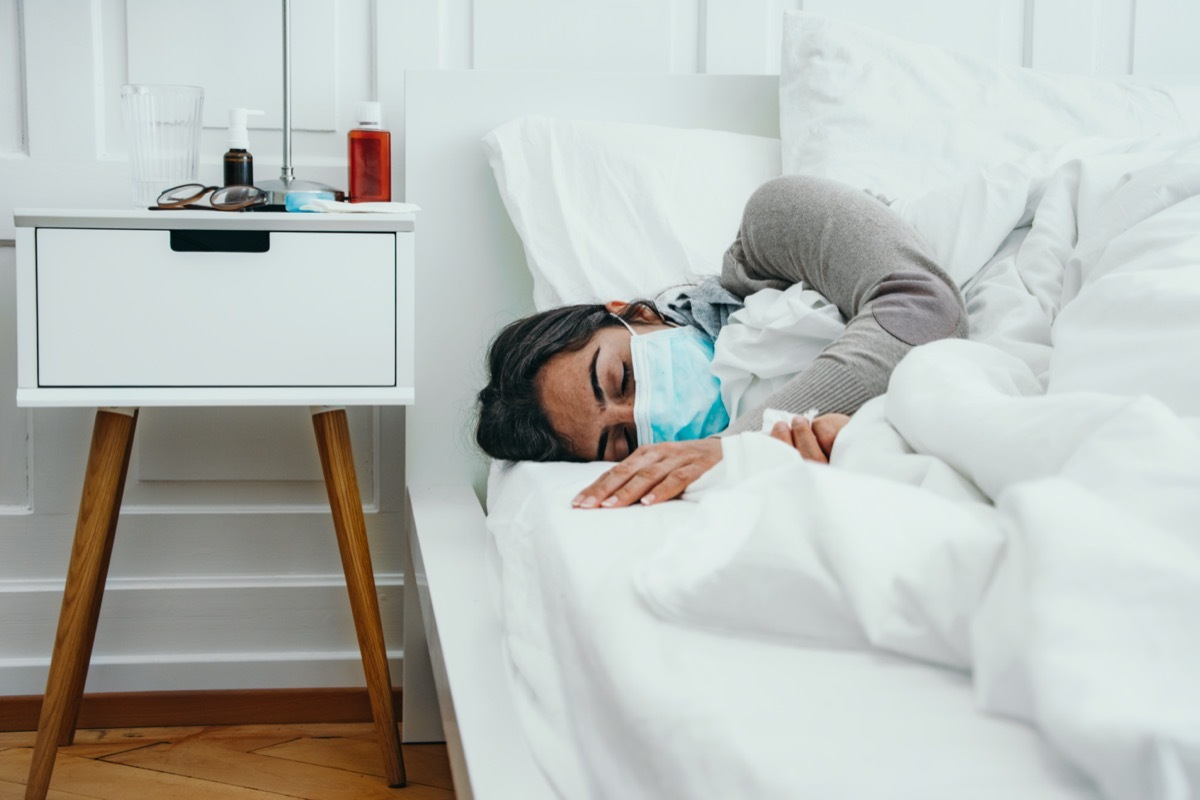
[1,0,1197,696]
[475,0,675,71]
[808,0,1027,62]
[1134,0,1200,80]
[126,1,340,133]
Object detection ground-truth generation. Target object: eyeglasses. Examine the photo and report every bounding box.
[155,183,269,211]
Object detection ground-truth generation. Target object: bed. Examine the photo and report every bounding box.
[402,13,1200,800]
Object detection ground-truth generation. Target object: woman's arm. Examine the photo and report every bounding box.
[570,413,850,509]
[720,175,968,434]
[571,176,967,510]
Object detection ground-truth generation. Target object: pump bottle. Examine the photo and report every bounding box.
[348,101,391,202]
[224,108,265,186]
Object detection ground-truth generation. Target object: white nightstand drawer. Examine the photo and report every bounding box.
[35,228,397,388]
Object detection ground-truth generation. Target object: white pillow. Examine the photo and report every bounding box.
[483,116,780,310]
[780,12,1200,200]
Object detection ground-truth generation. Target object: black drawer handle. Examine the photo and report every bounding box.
[170,230,271,253]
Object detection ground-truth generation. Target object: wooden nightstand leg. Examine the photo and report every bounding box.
[312,407,407,788]
[25,408,138,800]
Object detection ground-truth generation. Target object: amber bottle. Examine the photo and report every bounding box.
[223,108,264,186]
[348,101,391,202]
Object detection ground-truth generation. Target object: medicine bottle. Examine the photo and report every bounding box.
[348,101,391,202]
[224,108,264,186]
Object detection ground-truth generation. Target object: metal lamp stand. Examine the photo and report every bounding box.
[258,0,340,206]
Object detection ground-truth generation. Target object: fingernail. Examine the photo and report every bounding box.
[640,494,655,505]
[570,494,583,507]
[579,496,598,509]
[601,497,618,507]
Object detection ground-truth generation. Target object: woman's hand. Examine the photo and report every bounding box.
[571,438,722,509]
[570,414,849,510]
[769,413,851,463]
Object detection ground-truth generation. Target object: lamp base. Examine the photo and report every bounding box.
[257,177,345,207]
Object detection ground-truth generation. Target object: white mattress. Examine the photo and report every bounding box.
[486,460,1098,800]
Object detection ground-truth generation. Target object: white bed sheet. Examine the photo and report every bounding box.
[486,460,1097,800]
[483,135,1200,800]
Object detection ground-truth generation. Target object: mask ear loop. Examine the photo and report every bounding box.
[610,313,637,335]
[616,312,653,446]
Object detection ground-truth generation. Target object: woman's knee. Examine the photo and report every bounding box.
[741,175,833,230]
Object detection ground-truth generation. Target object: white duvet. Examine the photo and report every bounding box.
[636,136,1200,800]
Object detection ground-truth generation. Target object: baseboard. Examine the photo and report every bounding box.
[0,686,403,732]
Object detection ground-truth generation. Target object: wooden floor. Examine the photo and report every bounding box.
[0,723,454,799]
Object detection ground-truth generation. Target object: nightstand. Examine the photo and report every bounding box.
[12,208,415,798]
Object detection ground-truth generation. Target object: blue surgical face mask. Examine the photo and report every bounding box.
[614,315,730,445]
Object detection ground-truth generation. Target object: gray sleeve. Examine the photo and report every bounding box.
[720,175,968,435]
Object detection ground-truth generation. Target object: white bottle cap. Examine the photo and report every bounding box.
[355,101,383,129]
[228,107,265,149]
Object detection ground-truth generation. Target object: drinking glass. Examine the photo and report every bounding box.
[120,84,204,208]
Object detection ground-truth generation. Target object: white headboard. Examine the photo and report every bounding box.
[403,70,780,499]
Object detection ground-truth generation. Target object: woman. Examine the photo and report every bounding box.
[476,175,968,508]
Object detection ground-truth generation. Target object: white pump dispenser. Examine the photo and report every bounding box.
[224,108,266,186]
[227,108,265,149]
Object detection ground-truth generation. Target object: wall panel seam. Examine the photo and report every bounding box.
[0,572,405,593]
[1023,0,1035,68]
[1088,0,1101,75]
[1128,0,1138,72]
[88,0,106,158]
[369,0,379,100]
[15,0,28,154]
[112,501,383,515]
[0,649,404,668]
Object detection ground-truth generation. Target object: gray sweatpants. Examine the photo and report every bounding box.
[721,175,969,435]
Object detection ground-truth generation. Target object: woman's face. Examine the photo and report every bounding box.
[535,304,672,462]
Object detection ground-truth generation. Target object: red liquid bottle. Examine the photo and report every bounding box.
[348,101,391,202]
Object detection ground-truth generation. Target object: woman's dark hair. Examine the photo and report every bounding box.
[475,300,661,462]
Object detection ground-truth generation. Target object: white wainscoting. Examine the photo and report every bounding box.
[1,0,1198,696]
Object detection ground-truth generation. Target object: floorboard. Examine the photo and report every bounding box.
[256,738,455,789]
[0,724,454,799]
[0,777,97,800]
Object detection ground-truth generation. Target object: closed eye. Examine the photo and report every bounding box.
[620,361,629,396]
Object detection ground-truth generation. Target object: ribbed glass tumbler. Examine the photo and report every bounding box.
[120,84,204,208]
